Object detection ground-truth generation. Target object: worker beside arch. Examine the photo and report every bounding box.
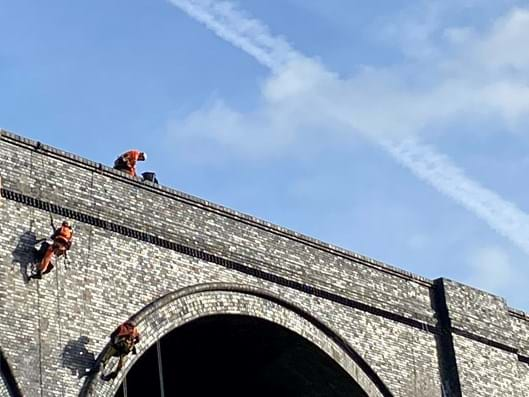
[99,320,141,380]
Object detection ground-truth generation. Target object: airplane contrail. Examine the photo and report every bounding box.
[168,0,300,71]
[383,139,529,253]
[168,0,529,255]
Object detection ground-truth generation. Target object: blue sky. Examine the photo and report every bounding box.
[2,0,529,311]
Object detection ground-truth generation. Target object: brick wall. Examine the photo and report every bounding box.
[0,129,527,396]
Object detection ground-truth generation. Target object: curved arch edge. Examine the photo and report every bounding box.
[81,283,394,397]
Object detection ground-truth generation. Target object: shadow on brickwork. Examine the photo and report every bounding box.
[0,347,23,397]
[11,230,37,284]
[62,336,97,379]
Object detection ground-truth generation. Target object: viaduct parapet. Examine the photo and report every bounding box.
[0,129,527,396]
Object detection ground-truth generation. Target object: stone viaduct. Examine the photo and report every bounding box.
[0,129,527,396]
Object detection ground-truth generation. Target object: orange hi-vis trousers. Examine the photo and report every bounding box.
[38,241,67,274]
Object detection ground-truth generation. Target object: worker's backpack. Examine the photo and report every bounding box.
[113,155,129,170]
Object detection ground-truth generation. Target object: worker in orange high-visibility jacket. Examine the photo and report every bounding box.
[31,220,73,279]
[113,150,147,177]
[99,320,140,380]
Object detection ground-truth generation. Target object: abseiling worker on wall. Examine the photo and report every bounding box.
[99,320,141,380]
[31,220,73,279]
[113,150,147,177]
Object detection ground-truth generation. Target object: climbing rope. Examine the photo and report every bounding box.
[54,255,66,397]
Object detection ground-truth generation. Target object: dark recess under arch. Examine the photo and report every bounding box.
[115,314,369,397]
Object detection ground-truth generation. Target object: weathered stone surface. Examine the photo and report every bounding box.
[0,129,527,396]
[0,376,11,397]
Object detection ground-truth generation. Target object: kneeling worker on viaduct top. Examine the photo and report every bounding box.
[113,150,147,177]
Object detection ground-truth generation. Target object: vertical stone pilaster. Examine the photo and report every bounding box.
[432,278,462,397]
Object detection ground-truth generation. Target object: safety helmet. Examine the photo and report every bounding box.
[126,320,137,327]
[62,220,70,227]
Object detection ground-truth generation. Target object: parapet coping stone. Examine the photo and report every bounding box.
[2,126,528,324]
[510,308,529,321]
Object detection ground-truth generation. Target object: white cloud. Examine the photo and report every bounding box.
[170,5,529,140]
[378,0,523,61]
[476,8,529,73]
[167,98,306,161]
[167,1,529,256]
[466,246,519,292]
[379,0,444,61]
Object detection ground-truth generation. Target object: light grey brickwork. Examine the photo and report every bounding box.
[0,376,11,397]
[0,129,527,396]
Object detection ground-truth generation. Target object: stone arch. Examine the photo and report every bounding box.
[82,283,393,397]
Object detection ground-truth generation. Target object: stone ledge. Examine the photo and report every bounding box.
[509,308,529,322]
